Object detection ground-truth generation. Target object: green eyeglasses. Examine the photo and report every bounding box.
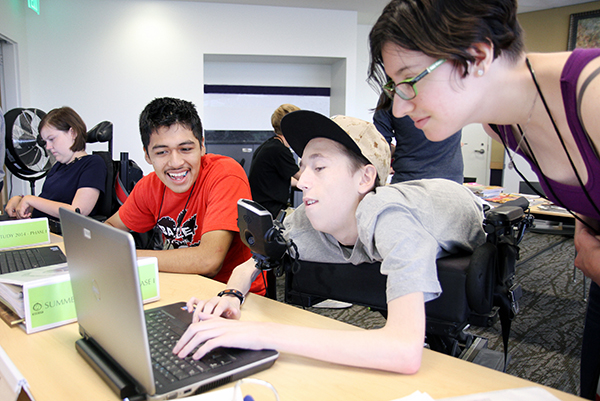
[382,59,446,101]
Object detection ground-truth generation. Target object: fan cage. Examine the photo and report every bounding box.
[4,108,55,191]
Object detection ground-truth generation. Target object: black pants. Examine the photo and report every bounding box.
[581,281,600,399]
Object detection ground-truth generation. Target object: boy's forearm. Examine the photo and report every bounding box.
[263,322,423,374]
[137,247,224,276]
[223,258,261,295]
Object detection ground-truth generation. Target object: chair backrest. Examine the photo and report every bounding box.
[86,123,155,247]
[90,151,115,220]
[86,121,143,221]
[114,153,144,207]
[86,121,114,221]
[86,121,113,154]
[285,260,386,309]
[284,250,479,318]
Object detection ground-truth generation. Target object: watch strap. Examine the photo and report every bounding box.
[217,289,245,305]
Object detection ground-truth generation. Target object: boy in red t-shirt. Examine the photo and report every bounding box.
[106,97,265,295]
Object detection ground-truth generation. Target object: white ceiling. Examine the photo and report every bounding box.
[180,0,596,24]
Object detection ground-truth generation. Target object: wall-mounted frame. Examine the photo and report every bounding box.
[568,9,600,50]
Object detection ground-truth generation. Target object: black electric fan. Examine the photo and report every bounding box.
[4,108,55,194]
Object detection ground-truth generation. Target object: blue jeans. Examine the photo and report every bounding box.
[581,281,600,399]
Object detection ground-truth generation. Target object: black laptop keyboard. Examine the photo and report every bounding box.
[145,309,237,389]
[0,249,46,274]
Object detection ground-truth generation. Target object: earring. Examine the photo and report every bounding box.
[477,69,484,77]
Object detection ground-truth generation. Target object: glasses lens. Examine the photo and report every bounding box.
[396,83,416,100]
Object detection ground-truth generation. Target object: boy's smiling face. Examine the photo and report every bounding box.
[144,123,205,194]
[297,138,369,245]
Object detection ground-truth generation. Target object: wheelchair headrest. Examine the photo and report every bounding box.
[86,121,113,143]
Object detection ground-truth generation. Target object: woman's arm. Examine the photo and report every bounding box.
[575,215,600,285]
[5,196,24,217]
[13,187,101,219]
[174,291,425,374]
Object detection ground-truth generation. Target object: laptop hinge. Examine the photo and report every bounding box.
[76,338,143,399]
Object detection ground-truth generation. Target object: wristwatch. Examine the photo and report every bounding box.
[217,289,245,305]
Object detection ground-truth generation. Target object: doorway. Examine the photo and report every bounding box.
[1,39,6,205]
[461,123,492,185]
[0,34,24,202]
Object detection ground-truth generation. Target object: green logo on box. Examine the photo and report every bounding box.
[28,280,77,329]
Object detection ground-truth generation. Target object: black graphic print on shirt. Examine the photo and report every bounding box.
[156,211,199,248]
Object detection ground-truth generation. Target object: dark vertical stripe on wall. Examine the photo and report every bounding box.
[204,85,330,97]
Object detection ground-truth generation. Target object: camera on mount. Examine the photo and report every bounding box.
[237,199,298,274]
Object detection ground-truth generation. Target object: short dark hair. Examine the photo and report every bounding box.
[39,107,87,152]
[139,97,203,153]
[368,0,524,97]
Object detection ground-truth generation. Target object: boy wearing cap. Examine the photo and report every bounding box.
[173,111,485,373]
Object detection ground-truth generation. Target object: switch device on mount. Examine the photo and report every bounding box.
[237,199,299,276]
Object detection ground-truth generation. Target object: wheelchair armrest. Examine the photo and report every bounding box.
[484,204,524,230]
[426,251,472,324]
[466,242,496,315]
[484,196,529,231]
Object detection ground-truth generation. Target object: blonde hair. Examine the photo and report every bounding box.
[271,104,300,135]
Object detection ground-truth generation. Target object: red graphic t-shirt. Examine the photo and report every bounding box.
[119,153,266,295]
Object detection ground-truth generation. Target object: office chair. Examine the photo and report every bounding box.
[87,123,160,250]
[85,122,160,249]
[86,121,147,220]
[284,199,533,365]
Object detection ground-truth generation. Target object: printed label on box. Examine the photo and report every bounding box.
[0,218,49,249]
[21,257,159,334]
[138,258,159,301]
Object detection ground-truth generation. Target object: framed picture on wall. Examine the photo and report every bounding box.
[568,9,600,50]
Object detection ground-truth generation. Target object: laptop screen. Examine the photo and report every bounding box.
[60,208,156,394]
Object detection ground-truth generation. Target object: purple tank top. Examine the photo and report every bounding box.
[497,48,600,220]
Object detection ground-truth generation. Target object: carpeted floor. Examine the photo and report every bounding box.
[276,230,587,397]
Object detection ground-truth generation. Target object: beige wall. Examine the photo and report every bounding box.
[519,1,600,52]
